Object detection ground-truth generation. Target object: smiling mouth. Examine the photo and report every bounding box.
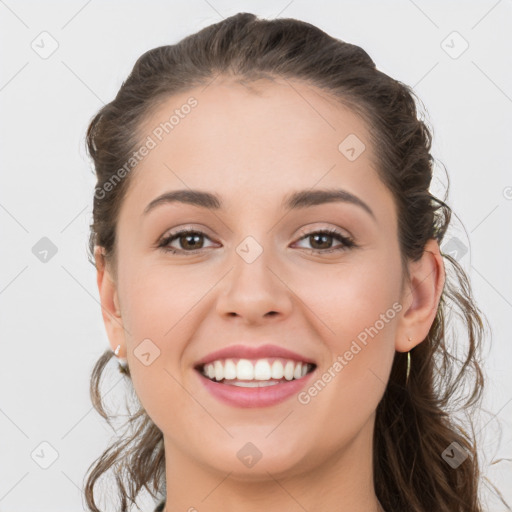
[195,357,317,386]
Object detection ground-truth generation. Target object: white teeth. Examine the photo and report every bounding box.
[236,359,254,380]
[224,359,237,379]
[224,380,281,387]
[201,358,313,382]
[254,360,272,380]
[284,360,295,380]
[214,360,223,381]
[271,360,284,379]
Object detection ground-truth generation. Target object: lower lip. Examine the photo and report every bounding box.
[196,369,316,408]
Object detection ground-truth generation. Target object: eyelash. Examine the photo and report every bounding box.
[157,227,356,255]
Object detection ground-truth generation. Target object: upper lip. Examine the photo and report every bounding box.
[194,344,317,368]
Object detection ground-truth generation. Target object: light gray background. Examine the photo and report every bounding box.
[1,1,511,511]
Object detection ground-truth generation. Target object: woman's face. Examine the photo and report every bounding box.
[102,77,411,478]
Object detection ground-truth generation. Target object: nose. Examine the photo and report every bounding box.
[215,247,293,325]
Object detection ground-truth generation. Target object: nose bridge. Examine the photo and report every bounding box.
[233,234,274,286]
[215,229,292,322]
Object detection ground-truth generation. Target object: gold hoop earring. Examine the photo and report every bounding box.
[406,336,412,385]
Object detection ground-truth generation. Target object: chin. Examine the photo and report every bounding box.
[199,437,314,480]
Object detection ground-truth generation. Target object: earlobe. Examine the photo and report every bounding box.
[395,238,445,353]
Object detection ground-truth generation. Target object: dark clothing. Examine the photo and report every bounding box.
[154,500,165,511]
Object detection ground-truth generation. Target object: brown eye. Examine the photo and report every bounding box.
[294,229,355,254]
[159,229,216,254]
[309,233,335,250]
[177,232,204,250]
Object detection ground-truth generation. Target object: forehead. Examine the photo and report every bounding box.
[122,77,395,224]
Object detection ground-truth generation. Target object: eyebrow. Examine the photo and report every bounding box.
[143,188,376,220]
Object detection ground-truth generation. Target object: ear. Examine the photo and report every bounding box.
[94,246,126,358]
[395,238,446,353]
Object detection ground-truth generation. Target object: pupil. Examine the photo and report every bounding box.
[183,234,202,249]
[312,234,331,249]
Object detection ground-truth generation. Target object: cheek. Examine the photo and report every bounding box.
[334,266,398,343]
[120,259,209,340]
[300,250,400,400]
[119,267,204,432]
[116,263,188,385]
[296,249,401,343]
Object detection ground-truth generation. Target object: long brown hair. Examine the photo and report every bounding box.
[84,12,493,511]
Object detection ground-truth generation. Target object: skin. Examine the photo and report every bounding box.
[95,76,445,512]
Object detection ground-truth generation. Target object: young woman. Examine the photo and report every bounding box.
[84,12,489,512]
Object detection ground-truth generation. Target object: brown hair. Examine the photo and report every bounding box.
[84,12,494,512]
